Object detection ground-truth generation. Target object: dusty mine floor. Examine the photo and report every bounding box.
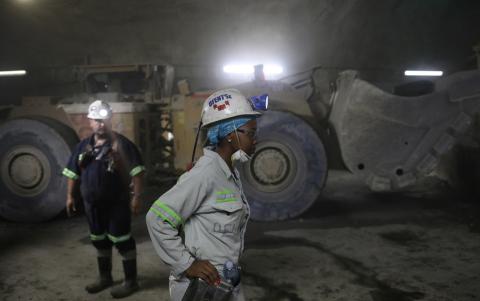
[1,170,479,301]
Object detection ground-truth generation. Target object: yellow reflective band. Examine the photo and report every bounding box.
[107,233,131,243]
[153,200,183,228]
[216,189,236,202]
[150,207,178,229]
[90,233,107,241]
[216,189,234,195]
[130,165,146,177]
[216,197,237,203]
[62,168,79,180]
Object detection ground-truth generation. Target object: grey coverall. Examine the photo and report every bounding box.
[146,149,249,301]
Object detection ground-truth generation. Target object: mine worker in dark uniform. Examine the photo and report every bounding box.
[62,100,145,298]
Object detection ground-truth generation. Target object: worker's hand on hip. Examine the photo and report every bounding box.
[185,260,220,285]
[130,196,142,215]
[66,197,76,217]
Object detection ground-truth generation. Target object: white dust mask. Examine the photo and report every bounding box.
[231,149,251,163]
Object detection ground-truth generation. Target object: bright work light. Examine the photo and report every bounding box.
[99,109,109,117]
[0,70,27,77]
[404,70,443,77]
[223,64,283,76]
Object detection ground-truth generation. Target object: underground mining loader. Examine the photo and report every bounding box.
[229,68,480,221]
[1,64,480,222]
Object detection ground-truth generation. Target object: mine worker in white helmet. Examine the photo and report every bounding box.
[63,99,145,298]
[146,89,267,301]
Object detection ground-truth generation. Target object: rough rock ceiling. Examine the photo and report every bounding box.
[0,0,479,94]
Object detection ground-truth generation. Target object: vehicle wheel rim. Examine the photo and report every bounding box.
[1,146,51,197]
[246,141,297,194]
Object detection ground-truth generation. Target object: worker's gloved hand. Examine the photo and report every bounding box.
[130,195,142,215]
[185,260,220,286]
[66,197,76,217]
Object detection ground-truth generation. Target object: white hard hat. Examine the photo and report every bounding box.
[87,100,112,120]
[201,89,261,127]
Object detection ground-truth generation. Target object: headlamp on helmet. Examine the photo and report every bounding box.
[99,109,109,117]
[87,100,112,120]
[249,94,268,111]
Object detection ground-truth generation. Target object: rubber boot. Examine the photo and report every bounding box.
[85,256,113,293]
[110,259,139,298]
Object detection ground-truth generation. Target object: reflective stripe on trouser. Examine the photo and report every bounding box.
[90,233,113,251]
[90,233,107,241]
[107,233,131,243]
[89,232,136,253]
[83,197,134,253]
[168,275,245,301]
[90,232,132,244]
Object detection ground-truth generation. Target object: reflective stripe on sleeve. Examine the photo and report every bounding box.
[107,233,131,243]
[62,168,79,180]
[130,165,146,177]
[149,200,183,229]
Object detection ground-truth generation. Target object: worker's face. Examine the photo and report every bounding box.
[231,119,257,156]
[89,118,112,137]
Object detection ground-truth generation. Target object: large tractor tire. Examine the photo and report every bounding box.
[238,111,328,221]
[0,118,78,222]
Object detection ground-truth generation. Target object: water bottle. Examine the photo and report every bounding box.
[223,260,241,287]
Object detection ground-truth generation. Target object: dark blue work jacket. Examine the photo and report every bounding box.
[63,132,145,205]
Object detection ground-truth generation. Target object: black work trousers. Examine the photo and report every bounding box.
[83,198,136,255]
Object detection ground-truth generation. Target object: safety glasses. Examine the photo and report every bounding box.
[237,128,257,139]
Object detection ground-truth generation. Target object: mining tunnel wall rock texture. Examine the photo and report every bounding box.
[1,0,480,101]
